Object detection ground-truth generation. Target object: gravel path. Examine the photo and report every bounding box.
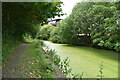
[2,43,29,78]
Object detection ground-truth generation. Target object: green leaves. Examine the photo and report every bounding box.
[38,24,54,40]
[3,2,63,40]
[2,2,64,61]
[56,2,120,52]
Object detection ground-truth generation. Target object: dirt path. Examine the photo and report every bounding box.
[2,42,66,79]
[2,42,29,78]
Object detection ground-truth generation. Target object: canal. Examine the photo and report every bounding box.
[44,41,118,78]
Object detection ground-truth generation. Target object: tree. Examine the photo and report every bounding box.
[2,2,63,41]
[2,2,63,60]
[57,2,120,52]
[50,27,61,43]
[38,24,54,40]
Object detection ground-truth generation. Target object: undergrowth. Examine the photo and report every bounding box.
[21,40,56,78]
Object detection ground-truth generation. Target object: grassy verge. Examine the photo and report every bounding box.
[2,39,21,64]
[20,40,56,78]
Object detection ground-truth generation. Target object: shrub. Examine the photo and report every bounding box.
[37,24,54,40]
[49,27,62,43]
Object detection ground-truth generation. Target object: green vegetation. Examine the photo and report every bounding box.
[44,49,61,66]
[2,1,119,79]
[39,2,120,52]
[56,2,120,52]
[37,24,54,40]
[19,40,56,78]
[50,27,61,43]
[59,57,72,77]
[2,2,63,62]
[37,24,62,43]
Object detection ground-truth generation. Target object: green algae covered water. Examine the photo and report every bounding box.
[43,41,118,78]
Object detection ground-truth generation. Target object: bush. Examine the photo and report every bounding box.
[114,42,120,52]
[49,27,62,43]
[37,24,54,40]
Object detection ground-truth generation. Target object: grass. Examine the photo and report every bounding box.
[19,40,56,78]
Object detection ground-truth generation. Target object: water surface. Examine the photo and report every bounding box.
[44,41,118,78]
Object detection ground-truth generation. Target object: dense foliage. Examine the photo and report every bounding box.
[2,2,63,61]
[57,2,120,52]
[37,24,54,40]
[37,24,62,43]
[49,27,61,43]
[3,2,63,39]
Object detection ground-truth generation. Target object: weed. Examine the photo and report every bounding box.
[97,62,104,80]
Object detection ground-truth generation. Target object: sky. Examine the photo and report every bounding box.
[54,0,81,19]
